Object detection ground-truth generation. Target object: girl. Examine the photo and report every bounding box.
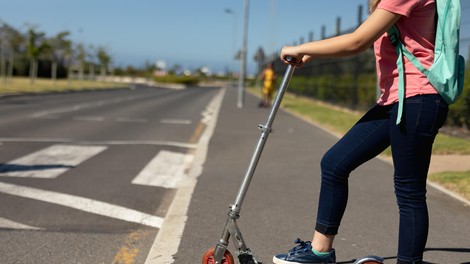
[274,0,447,263]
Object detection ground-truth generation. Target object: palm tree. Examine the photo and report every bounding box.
[75,43,87,81]
[26,26,49,84]
[5,25,25,82]
[48,31,71,82]
[96,46,111,80]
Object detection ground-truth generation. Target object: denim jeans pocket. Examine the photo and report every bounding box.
[404,95,448,136]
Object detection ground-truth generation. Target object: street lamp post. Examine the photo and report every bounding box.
[224,9,237,87]
[0,19,6,86]
[238,0,250,108]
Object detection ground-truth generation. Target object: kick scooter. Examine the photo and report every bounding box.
[202,57,383,264]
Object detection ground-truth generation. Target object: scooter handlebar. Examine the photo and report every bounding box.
[284,56,296,64]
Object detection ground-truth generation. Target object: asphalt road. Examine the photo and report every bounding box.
[0,85,220,264]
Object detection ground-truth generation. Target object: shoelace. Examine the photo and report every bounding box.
[288,238,312,254]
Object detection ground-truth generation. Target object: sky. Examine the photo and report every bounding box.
[0,0,372,74]
[1,0,469,75]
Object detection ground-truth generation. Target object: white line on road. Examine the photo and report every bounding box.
[33,115,60,120]
[73,116,105,122]
[0,138,197,149]
[0,217,42,230]
[132,150,194,189]
[0,145,107,178]
[0,182,164,228]
[160,119,192,125]
[144,87,226,264]
[30,94,149,119]
[116,117,148,123]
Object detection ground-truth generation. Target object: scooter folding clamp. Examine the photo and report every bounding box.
[257,124,273,134]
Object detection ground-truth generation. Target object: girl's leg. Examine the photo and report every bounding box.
[313,104,392,251]
[389,95,448,264]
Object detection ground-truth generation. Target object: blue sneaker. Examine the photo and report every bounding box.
[273,238,336,264]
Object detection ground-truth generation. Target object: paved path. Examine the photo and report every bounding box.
[176,87,470,264]
[428,154,470,174]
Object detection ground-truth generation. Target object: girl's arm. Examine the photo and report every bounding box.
[280,9,401,66]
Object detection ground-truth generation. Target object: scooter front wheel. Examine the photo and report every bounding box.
[202,248,234,264]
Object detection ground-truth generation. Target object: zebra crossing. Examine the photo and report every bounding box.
[0,144,108,178]
[0,143,195,230]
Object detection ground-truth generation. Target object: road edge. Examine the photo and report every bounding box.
[144,87,226,264]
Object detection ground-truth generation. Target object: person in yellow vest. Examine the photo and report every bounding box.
[258,62,277,108]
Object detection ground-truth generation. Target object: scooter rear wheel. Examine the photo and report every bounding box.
[353,255,384,264]
[202,248,234,264]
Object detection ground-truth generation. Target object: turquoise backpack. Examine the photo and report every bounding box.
[388,0,466,124]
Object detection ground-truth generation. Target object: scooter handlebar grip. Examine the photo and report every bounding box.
[284,56,296,64]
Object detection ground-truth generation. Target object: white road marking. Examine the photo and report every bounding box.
[30,94,149,119]
[132,150,194,189]
[0,138,197,149]
[34,115,60,120]
[160,119,192,125]
[73,116,105,121]
[0,145,107,178]
[0,182,164,228]
[145,88,226,264]
[116,117,148,123]
[0,217,42,230]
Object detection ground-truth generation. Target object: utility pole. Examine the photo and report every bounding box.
[238,0,250,108]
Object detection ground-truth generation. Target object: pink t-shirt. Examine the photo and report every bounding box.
[375,0,437,106]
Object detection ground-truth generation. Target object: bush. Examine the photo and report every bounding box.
[281,69,470,129]
[446,70,470,128]
[154,75,200,86]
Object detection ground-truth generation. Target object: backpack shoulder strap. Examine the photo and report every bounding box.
[387,25,406,125]
[387,25,432,124]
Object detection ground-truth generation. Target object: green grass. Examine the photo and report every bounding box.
[429,171,470,201]
[279,92,470,155]
[0,77,125,95]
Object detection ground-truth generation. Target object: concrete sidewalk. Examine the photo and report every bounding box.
[427,154,470,174]
[177,86,470,264]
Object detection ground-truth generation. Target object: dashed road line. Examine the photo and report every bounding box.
[73,116,105,122]
[160,119,192,125]
[0,138,197,149]
[30,94,149,119]
[116,117,148,123]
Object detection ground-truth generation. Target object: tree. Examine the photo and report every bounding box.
[48,31,71,82]
[253,47,266,74]
[26,26,49,84]
[96,46,111,79]
[75,43,87,81]
[0,22,25,82]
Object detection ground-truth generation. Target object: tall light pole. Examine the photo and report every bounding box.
[238,0,250,108]
[0,19,6,86]
[224,8,237,86]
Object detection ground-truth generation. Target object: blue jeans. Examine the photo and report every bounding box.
[315,94,448,264]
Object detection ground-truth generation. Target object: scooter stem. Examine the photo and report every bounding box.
[232,61,296,213]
